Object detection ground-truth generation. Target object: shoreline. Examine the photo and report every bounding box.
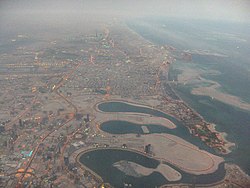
[75,147,249,188]
[191,83,250,111]
[77,23,248,186]
[95,111,177,130]
[95,99,235,154]
[71,94,248,187]
[113,160,182,181]
[75,147,227,187]
[207,124,236,153]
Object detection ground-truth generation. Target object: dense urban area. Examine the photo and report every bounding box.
[0,22,249,188]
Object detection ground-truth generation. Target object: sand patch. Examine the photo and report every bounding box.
[142,133,224,175]
[113,160,181,181]
[96,112,176,129]
[192,81,250,111]
[175,65,250,111]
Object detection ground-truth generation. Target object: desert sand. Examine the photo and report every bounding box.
[113,160,182,181]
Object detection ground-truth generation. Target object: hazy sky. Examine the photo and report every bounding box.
[1,0,250,23]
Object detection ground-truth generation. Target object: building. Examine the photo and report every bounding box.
[144,144,152,154]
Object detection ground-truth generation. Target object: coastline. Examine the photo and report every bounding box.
[96,98,235,155]
[74,22,249,187]
[75,147,225,186]
[207,124,236,153]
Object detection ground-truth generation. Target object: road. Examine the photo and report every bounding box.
[17,61,83,186]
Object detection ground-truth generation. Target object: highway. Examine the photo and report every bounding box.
[17,61,83,186]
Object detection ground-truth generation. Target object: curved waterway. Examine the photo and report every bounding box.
[79,149,226,188]
[98,101,177,122]
[128,18,250,175]
[98,101,215,154]
[86,101,227,186]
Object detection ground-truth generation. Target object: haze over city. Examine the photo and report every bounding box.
[1,0,250,22]
[0,0,250,188]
